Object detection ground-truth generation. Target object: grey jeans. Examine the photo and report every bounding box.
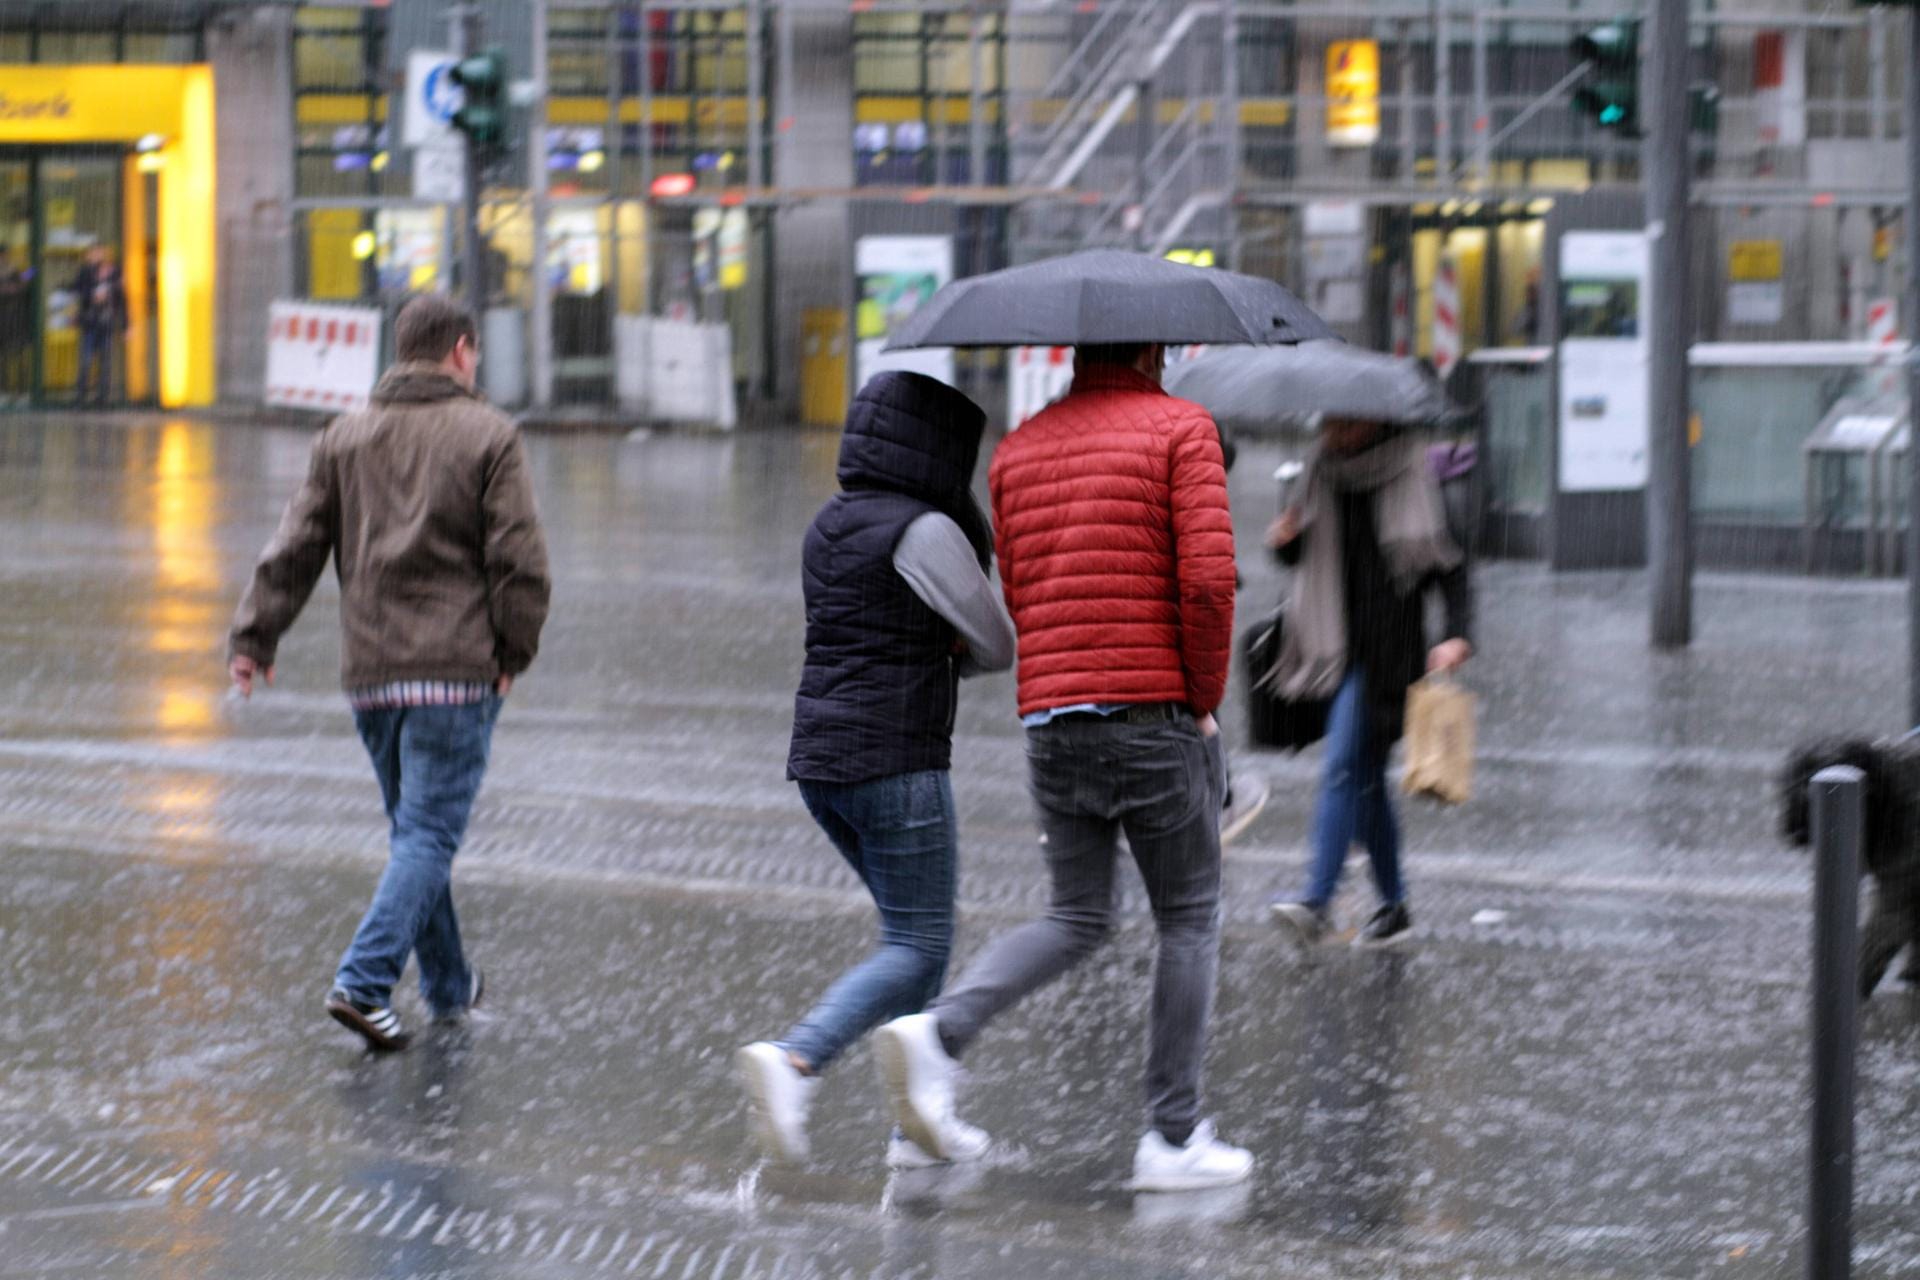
[927,709,1224,1145]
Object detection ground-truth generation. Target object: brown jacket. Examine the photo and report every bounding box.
[229,363,552,689]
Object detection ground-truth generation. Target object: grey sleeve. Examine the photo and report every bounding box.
[894,512,1016,676]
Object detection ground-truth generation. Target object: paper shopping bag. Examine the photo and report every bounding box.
[1401,675,1475,805]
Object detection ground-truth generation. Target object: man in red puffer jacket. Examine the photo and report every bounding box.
[874,343,1252,1192]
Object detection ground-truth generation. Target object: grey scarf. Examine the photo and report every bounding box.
[1264,434,1460,701]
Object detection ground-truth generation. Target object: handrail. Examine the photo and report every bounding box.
[1465,343,1912,369]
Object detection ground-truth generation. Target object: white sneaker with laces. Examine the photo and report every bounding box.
[734,1042,818,1163]
[872,1014,990,1163]
[1130,1119,1254,1192]
[885,1129,941,1170]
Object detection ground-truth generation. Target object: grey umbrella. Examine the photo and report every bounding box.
[882,249,1336,350]
[1163,341,1459,431]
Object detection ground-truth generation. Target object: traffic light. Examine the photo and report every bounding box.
[1570,21,1639,135]
[451,47,508,152]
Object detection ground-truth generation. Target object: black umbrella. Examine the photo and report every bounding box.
[882,249,1337,351]
[1164,341,1460,431]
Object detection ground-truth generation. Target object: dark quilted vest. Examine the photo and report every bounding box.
[787,372,988,785]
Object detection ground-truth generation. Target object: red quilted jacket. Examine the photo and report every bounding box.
[989,363,1236,718]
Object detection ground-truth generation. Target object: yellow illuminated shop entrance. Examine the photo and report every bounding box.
[0,66,215,408]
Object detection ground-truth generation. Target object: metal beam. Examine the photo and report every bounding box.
[1647,0,1691,648]
[1907,8,1920,726]
[530,0,553,410]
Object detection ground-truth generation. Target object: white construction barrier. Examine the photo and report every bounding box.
[1009,345,1073,428]
[614,315,738,430]
[266,301,382,414]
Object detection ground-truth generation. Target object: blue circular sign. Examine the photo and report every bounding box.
[423,62,462,125]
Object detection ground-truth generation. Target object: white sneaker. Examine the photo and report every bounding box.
[872,1014,990,1163]
[885,1129,942,1170]
[1130,1119,1254,1191]
[734,1042,817,1163]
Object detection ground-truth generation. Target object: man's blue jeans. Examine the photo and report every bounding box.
[1303,668,1404,911]
[334,698,500,1015]
[77,328,112,404]
[780,770,956,1073]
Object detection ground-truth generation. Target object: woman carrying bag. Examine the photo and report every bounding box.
[1261,415,1472,948]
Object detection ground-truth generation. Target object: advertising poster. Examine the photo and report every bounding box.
[1326,40,1381,147]
[1558,231,1650,492]
[854,235,954,391]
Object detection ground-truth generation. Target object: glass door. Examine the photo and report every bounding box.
[39,154,124,407]
[0,160,29,406]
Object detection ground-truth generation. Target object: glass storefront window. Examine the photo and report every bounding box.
[852,12,1006,186]
[294,5,393,200]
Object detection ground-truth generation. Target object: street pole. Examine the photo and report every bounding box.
[1906,8,1920,725]
[530,0,553,410]
[456,6,485,326]
[1647,0,1693,648]
[1807,765,1862,1280]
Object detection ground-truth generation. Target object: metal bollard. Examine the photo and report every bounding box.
[1808,764,1864,1280]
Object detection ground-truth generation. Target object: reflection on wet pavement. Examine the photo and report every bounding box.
[0,414,1916,1277]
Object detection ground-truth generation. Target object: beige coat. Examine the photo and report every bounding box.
[229,362,552,689]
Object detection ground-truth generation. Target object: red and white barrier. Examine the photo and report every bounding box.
[1009,345,1073,429]
[1432,260,1461,378]
[1868,297,1901,397]
[266,301,382,414]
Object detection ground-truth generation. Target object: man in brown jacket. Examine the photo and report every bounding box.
[228,294,551,1052]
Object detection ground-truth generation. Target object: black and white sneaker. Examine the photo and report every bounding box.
[326,989,409,1051]
[1352,903,1413,949]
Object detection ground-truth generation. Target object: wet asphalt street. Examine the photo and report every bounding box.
[1,413,1918,1279]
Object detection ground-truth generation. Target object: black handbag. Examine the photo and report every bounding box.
[1240,607,1330,752]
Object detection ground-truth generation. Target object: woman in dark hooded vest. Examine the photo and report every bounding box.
[734,371,1012,1168]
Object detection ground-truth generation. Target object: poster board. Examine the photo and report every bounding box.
[854,235,954,392]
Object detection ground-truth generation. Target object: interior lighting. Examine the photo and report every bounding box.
[578,149,606,174]
[137,152,165,175]
[370,151,389,173]
[351,231,377,261]
[135,133,166,153]
[1526,197,1554,215]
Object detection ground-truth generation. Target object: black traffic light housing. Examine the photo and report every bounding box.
[1571,21,1640,135]
[451,47,509,153]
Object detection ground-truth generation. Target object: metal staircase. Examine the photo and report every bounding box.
[1006,0,1233,261]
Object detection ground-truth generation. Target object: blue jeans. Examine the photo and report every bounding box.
[1303,668,1403,911]
[781,770,957,1073]
[77,327,112,403]
[334,698,501,1015]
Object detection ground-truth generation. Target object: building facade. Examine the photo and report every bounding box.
[0,0,1904,418]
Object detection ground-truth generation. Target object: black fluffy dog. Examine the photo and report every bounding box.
[1781,735,1920,998]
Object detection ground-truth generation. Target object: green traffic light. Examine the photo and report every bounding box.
[450,47,510,150]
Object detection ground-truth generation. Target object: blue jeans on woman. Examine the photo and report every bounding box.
[781,770,956,1073]
[334,698,501,1016]
[1302,668,1403,911]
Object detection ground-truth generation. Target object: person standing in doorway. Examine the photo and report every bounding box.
[1264,416,1472,948]
[874,343,1255,1193]
[227,294,551,1052]
[735,370,1013,1168]
[0,247,31,404]
[72,246,126,406]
